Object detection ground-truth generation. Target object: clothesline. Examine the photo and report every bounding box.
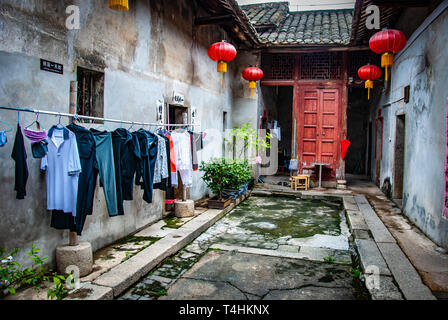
[0,106,200,128]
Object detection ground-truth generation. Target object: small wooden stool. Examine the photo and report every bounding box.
[290,175,309,191]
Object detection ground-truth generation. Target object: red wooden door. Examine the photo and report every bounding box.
[294,86,341,178]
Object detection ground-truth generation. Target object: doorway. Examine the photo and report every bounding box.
[168,104,190,201]
[393,114,406,205]
[294,85,341,180]
[367,121,373,177]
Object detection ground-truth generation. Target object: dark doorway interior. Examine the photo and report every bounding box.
[259,85,293,175]
[168,105,190,201]
[277,86,293,170]
[367,121,373,177]
[346,88,369,175]
[393,114,406,205]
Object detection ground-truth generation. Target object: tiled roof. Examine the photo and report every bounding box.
[241,2,353,46]
[242,2,290,27]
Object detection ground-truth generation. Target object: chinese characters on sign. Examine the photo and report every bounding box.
[40,59,63,75]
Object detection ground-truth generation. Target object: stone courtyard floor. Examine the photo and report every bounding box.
[118,195,369,300]
[54,175,445,301]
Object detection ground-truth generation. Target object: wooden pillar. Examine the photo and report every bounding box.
[340,52,348,180]
[69,81,78,246]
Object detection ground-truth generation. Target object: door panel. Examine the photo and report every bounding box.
[295,86,341,178]
[302,90,319,165]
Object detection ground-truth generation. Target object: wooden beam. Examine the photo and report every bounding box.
[195,14,233,26]
[261,80,295,86]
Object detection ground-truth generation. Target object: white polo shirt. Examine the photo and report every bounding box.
[41,126,82,216]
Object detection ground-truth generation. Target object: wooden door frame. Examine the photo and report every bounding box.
[292,81,345,179]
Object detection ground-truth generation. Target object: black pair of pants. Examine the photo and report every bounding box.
[134,129,158,204]
[112,128,141,214]
[67,123,98,235]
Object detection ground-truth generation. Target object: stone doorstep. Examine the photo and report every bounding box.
[83,195,249,300]
[209,243,351,265]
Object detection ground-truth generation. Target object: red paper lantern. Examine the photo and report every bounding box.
[208,40,237,86]
[358,64,382,100]
[242,66,263,97]
[369,29,407,81]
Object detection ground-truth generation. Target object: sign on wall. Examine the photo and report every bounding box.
[172,92,185,106]
[40,59,63,75]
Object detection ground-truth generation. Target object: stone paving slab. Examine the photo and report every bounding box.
[66,283,113,300]
[134,220,173,238]
[355,195,396,243]
[91,200,242,298]
[368,275,404,300]
[209,243,351,265]
[159,278,247,300]
[346,210,369,230]
[377,242,436,300]
[298,246,352,265]
[343,196,359,211]
[263,287,355,300]
[355,239,391,276]
[162,250,364,300]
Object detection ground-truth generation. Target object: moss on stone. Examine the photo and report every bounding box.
[162,217,184,229]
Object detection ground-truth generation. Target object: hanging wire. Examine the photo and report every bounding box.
[0,106,200,129]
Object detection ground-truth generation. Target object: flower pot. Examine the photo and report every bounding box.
[207,196,232,209]
[222,189,240,200]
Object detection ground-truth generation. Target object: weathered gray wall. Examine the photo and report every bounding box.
[368,7,448,248]
[0,0,251,267]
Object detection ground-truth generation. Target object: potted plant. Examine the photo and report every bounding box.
[200,158,252,209]
[222,159,252,200]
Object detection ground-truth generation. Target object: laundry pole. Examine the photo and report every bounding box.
[69,81,79,247]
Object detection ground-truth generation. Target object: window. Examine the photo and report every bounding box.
[76,67,104,122]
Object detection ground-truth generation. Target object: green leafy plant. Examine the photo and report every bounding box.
[0,245,69,300]
[225,123,271,159]
[350,268,362,278]
[155,289,167,297]
[200,158,252,200]
[323,256,336,263]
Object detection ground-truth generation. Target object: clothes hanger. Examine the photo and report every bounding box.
[128,122,135,132]
[55,113,64,128]
[25,111,43,131]
[0,119,14,132]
